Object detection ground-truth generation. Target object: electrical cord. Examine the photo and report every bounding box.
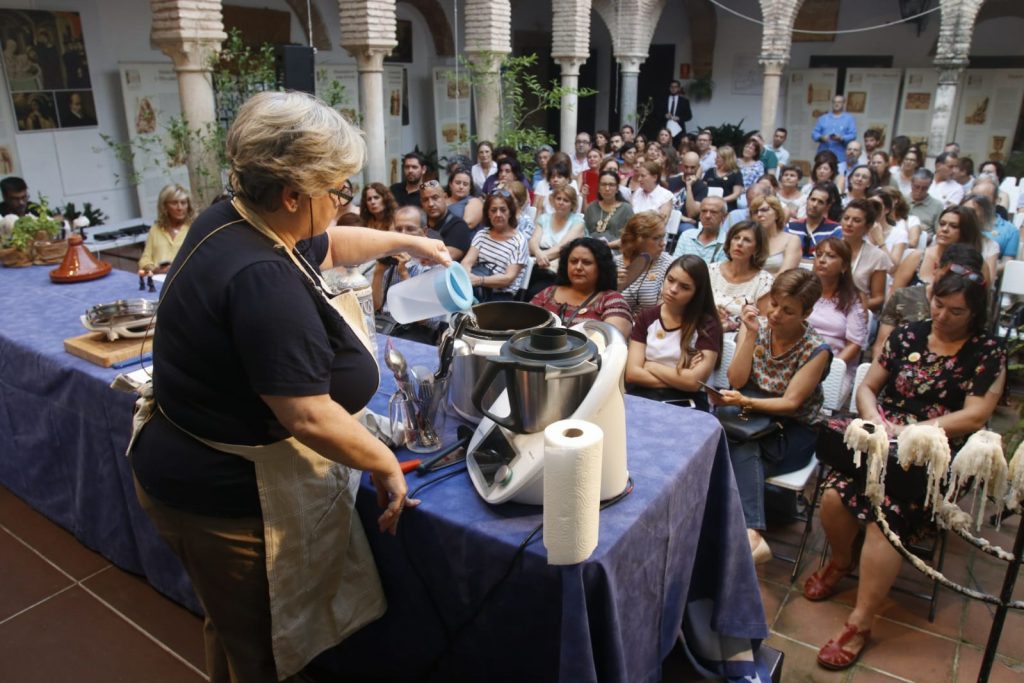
[403,475,636,681]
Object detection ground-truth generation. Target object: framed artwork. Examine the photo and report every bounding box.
[0,9,96,131]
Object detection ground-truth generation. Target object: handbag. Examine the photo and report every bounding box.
[714,387,783,443]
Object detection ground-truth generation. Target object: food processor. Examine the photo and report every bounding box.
[465,320,629,505]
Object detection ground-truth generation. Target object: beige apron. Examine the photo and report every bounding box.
[128,199,385,680]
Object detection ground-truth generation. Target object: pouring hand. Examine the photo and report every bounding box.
[408,236,452,267]
[371,468,420,535]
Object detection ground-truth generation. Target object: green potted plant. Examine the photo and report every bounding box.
[0,196,65,267]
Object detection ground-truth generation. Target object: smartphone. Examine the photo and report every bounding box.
[698,381,723,397]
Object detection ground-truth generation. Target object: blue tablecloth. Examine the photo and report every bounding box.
[0,265,768,682]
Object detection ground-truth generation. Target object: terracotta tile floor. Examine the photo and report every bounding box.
[3,480,1023,682]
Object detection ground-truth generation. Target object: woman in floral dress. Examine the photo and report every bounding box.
[807,266,1005,672]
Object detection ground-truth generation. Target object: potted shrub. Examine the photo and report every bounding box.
[0,197,65,267]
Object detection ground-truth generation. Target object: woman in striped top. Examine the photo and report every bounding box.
[460,190,530,302]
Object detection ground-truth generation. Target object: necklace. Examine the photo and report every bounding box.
[594,201,617,233]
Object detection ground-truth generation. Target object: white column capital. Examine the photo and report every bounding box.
[935,64,965,86]
[351,46,391,72]
[552,56,586,76]
[758,57,787,76]
[616,55,645,74]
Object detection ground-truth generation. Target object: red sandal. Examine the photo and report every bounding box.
[803,560,852,601]
[817,622,871,670]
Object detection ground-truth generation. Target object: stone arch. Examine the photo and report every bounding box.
[398,0,454,56]
[283,0,332,50]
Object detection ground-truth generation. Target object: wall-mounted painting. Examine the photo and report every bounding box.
[0,9,96,131]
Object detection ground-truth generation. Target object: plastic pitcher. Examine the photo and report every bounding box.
[387,263,473,324]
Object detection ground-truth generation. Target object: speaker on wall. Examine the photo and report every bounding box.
[274,45,315,94]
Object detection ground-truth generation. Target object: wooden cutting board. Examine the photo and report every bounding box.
[64,331,152,367]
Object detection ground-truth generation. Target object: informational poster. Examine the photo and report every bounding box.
[314,62,359,123]
[782,68,838,169]
[117,63,190,224]
[842,69,901,153]
[0,63,21,176]
[383,65,404,186]
[895,68,948,157]
[952,69,1024,166]
[431,67,471,165]
[0,10,97,131]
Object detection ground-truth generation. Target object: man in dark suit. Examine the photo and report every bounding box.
[663,80,692,144]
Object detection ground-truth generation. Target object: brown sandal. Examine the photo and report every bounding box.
[817,622,871,670]
[803,560,852,601]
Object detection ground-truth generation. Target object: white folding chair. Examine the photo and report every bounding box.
[848,362,871,412]
[766,356,844,581]
[995,260,1024,338]
[665,210,682,253]
[516,256,536,302]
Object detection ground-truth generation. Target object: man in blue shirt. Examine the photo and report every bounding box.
[812,95,857,161]
[785,183,841,258]
[968,180,1018,263]
[673,195,729,264]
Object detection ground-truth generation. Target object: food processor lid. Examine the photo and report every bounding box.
[503,327,597,366]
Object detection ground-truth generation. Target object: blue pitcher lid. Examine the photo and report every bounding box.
[432,262,474,313]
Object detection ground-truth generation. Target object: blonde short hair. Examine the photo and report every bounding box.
[155,184,194,229]
[550,183,578,209]
[226,91,366,211]
[749,195,786,230]
[716,145,738,173]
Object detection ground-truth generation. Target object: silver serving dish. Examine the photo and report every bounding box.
[81,299,157,341]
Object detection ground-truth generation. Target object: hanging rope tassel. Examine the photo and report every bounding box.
[1005,439,1024,514]
[944,430,1007,531]
[896,424,950,514]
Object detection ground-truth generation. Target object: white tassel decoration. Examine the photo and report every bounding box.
[844,418,888,469]
[946,430,1006,531]
[896,424,950,513]
[1005,439,1024,513]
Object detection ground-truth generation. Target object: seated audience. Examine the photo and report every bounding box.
[533,153,579,214]
[868,151,893,191]
[583,170,633,249]
[360,182,397,230]
[507,180,534,239]
[703,145,744,211]
[908,169,943,237]
[867,188,909,269]
[963,189,1017,265]
[708,220,774,332]
[578,147,604,205]
[714,269,833,563]
[810,267,1004,671]
[616,211,675,314]
[630,160,673,225]
[893,205,992,293]
[786,182,841,258]
[929,152,964,207]
[531,237,633,338]
[666,151,708,223]
[529,184,586,292]
[738,137,766,189]
[446,167,483,228]
[461,191,530,302]
[625,254,722,411]
[807,237,867,400]
[776,165,805,219]
[673,195,729,264]
[751,195,801,274]
[139,184,194,274]
[892,146,922,198]
[391,152,426,207]
[471,141,497,190]
[843,165,877,206]
[840,198,891,313]
[531,145,553,187]
[421,179,472,260]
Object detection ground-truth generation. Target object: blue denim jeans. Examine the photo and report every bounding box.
[729,421,817,529]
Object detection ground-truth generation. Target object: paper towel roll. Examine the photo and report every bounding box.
[543,419,604,565]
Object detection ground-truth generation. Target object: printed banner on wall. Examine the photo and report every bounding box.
[953,69,1024,167]
[894,68,949,158]
[432,67,471,166]
[782,68,838,169]
[0,9,96,132]
[384,66,405,187]
[117,63,190,225]
[0,64,21,176]
[842,69,901,155]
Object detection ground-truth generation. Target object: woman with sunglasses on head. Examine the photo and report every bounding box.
[359,182,397,231]
[128,91,451,683]
[708,220,774,333]
[892,205,992,292]
[810,265,1004,672]
[531,237,633,338]
[461,191,530,302]
[445,167,483,229]
[584,170,634,250]
[625,254,722,412]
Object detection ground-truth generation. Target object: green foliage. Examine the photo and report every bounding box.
[62,201,109,227]
[5,195,61,249]
[458,53,596,173]
[704,119,753,151]
[688,75,714,102]
[634,97,654,136]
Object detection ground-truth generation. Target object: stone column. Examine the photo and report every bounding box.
[928,65,964,167]
[464,52,503,144]
[354,48,390,184]
[339,0,398,185]
[150,0,226,207]
[759,58,786,133]
[618,56,644,131]
[554,58,585,154]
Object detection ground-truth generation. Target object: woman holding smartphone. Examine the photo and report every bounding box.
[625,255,723,411]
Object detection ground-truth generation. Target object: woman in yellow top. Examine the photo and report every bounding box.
[138,184,194,274]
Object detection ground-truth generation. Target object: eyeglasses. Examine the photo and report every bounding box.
[489,188,512,198]
[327,187,353,206]
[422,179,442,190]
[947,263,985,284]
